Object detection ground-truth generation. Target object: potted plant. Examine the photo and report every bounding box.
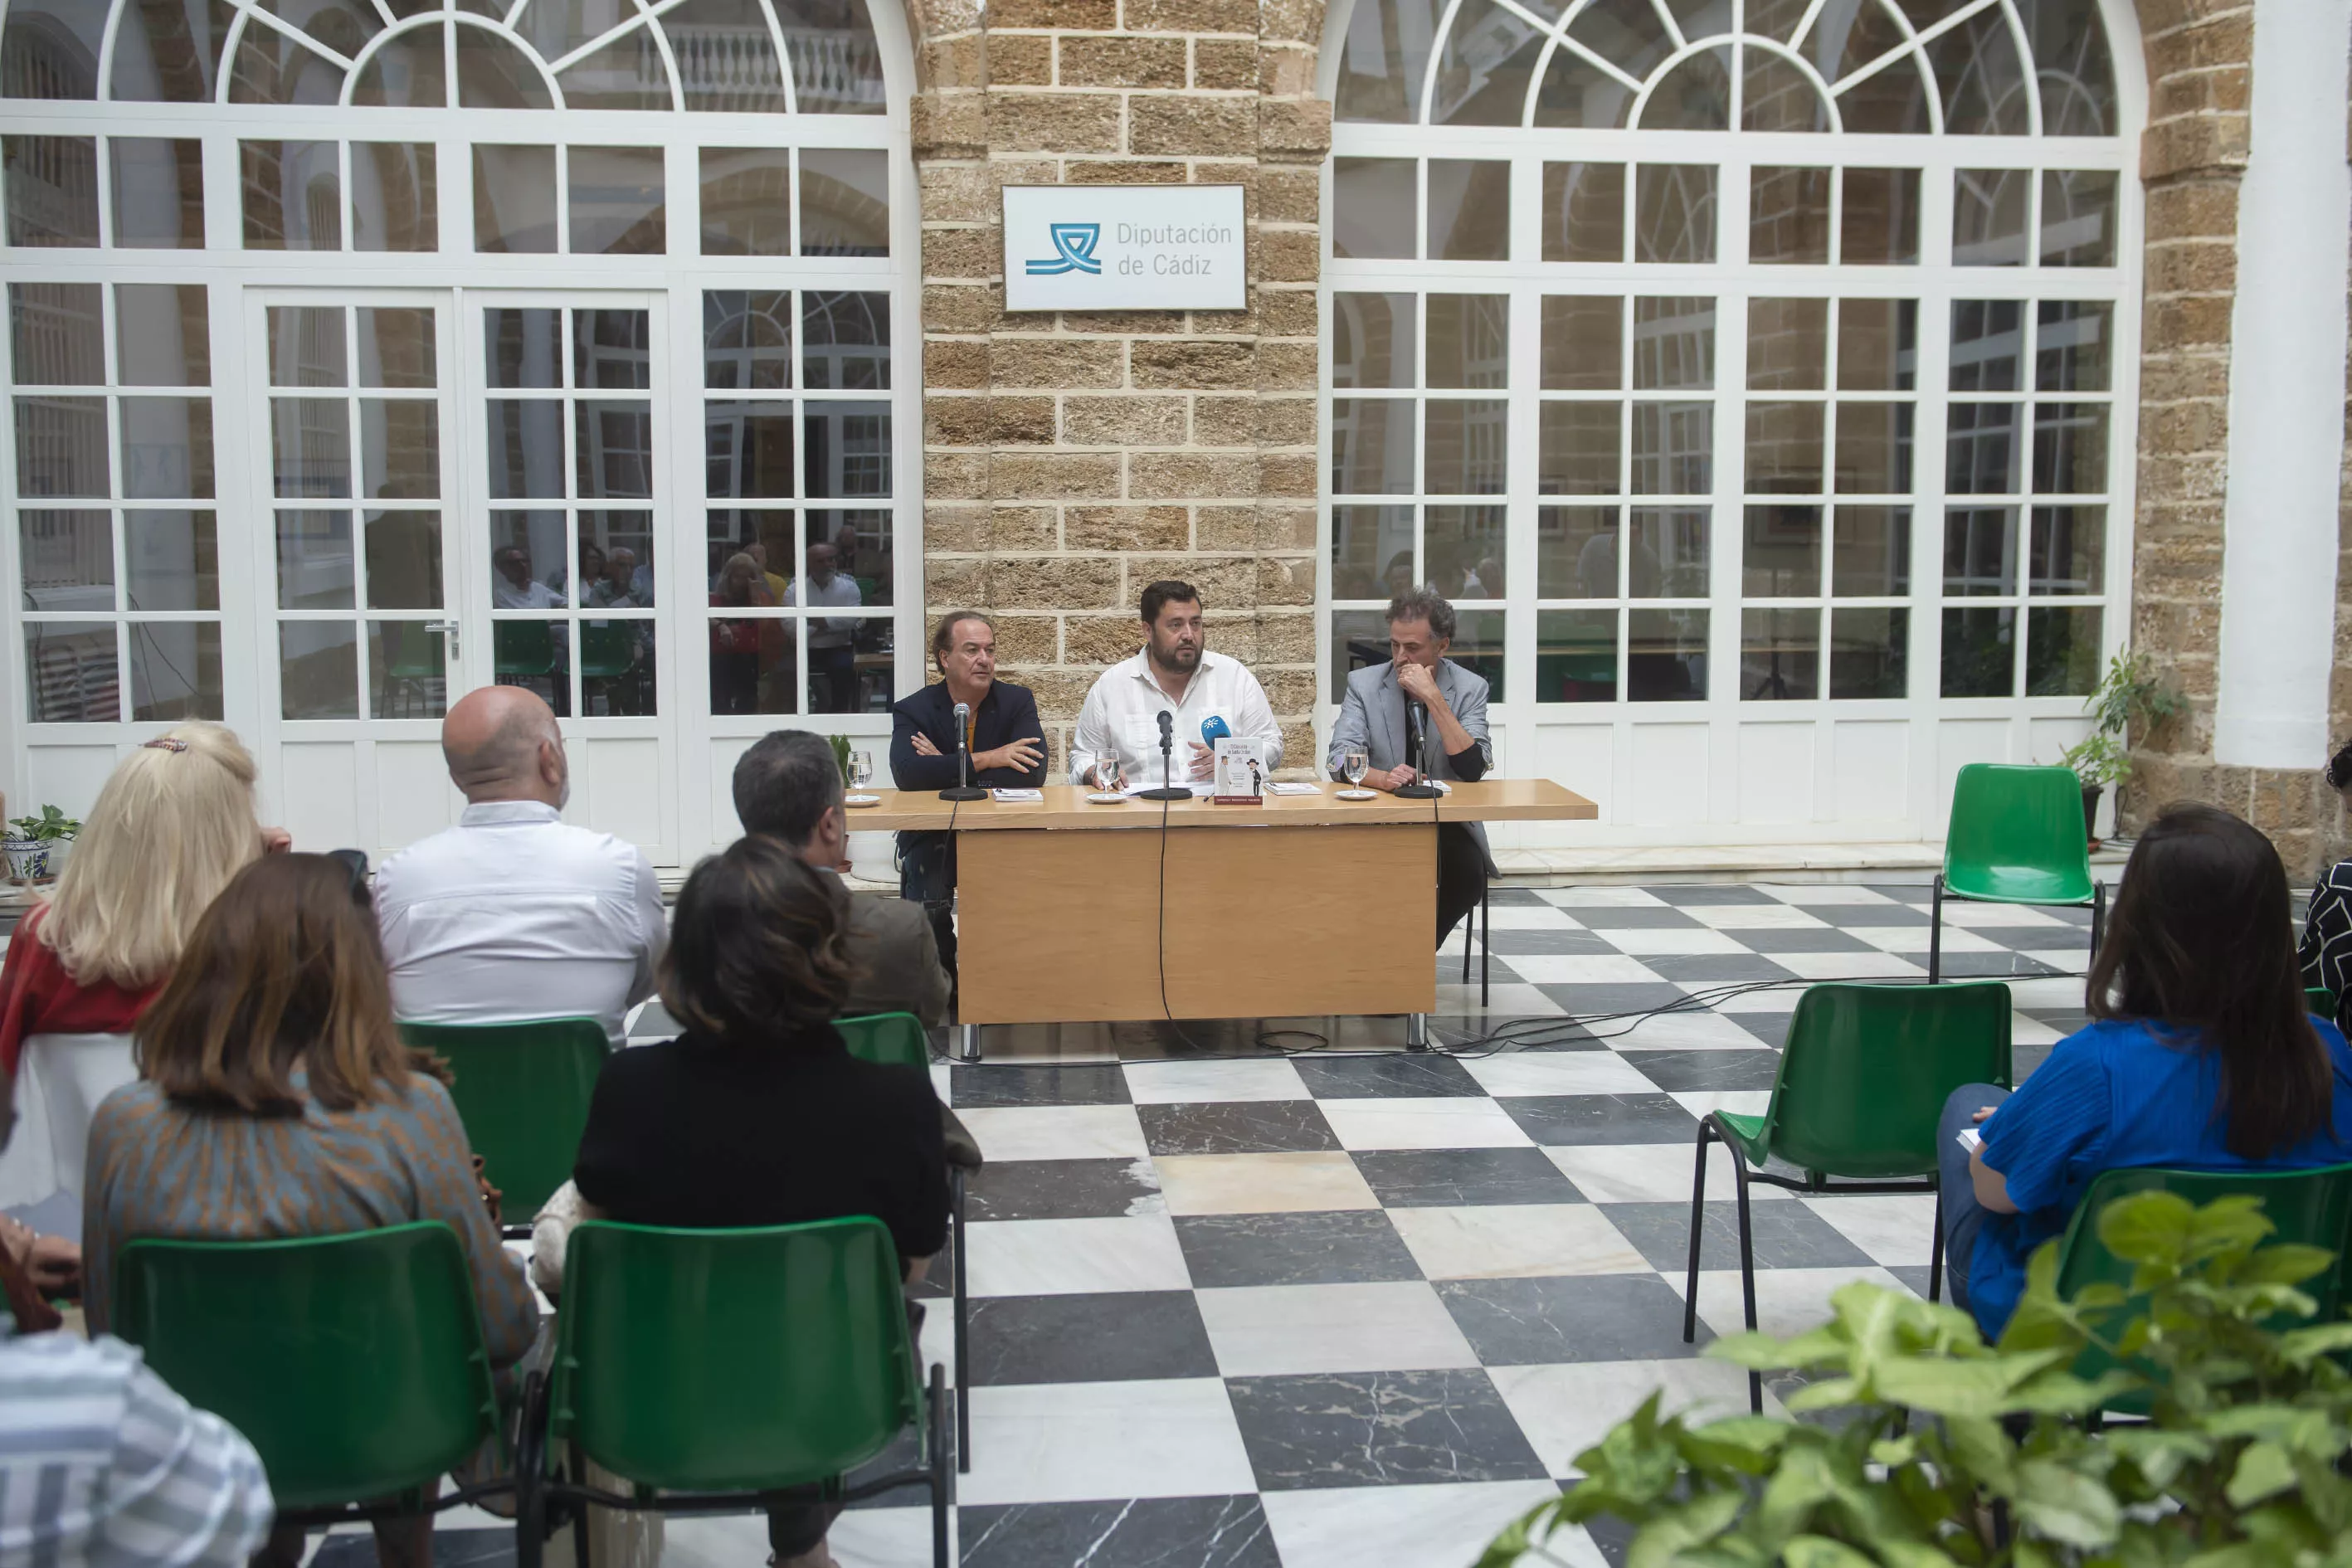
[2058,651,2184,847]
[828,733,855,785]
[2,805,78,885]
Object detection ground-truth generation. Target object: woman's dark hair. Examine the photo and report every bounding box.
[660,836,852,1039]
[2325,738,2352,792]
[2087,803,2333,1158]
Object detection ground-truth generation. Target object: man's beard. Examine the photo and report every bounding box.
[1152,641,1201,673]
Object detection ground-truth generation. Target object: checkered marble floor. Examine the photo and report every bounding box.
[311,879,2106,1568]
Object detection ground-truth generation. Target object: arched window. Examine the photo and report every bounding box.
[1324,0,2132,836]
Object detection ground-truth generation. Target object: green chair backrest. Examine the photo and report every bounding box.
[1943,763,2095,904]
[550,1218,920,1493]
[1760,981,2014,1178]
[384,621,443,679]
[836,1011,930,1072]
[398,1018,609,1217]
[2310,986,2335,1019]
[493,621,557,676]
[113,1222,501,1512]
[579,623,634,677]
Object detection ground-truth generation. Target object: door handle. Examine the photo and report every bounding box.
[422,620,461,661]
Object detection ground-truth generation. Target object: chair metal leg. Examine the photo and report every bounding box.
[928,1364,952,1568]
[514,1371,548,1568]
[952,1166,971,1474]
[1732,1157,1761,1412]
[1479,883,1490,1008]
[1683,1118,1713,1343]
[2091,880,2106,970]
[1929,1183,1945,1303]
[1461,902,1472,983]
[1929,874,1945,985]
[568,1450,590,1568]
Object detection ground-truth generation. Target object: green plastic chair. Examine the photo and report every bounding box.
[1686,981,2014,1410]
[2048,1162,2352,1411]
[398,1018,609,1235]
[1932,764,2104,983]
[113,1222,509,1522]
[835,1011,972,1474]
[378,621,444,718]
[515,1217,948,1568]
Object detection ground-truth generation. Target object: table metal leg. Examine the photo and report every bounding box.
[957,1023,981,1063]
[1405,1013,1429,1052]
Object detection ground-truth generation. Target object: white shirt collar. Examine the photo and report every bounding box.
[459,800,563,827]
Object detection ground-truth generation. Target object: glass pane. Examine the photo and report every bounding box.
[273,397,350,497]
[269,306,348,387]
[372,619,446,718]
[1431,0,1542,124]
[1954,168,2028,266]
[1541,162,1623,262]
[513,0,634,72]
[1742,504,1820,596]
[1829,606,1906,699]
[474,144,557,254]
[1950,300,2022,392]
[1840,168,1918,265]
[2027,0,2116,134]
[10,282,101,385]
[1741,608,1817,700]
[1838,299,1917,392]
[1423,400,1505,494]
[1634,164,1715,264]
[704,290,793,390]
[573,309,651,389]
[1448,609,1506,699]
[779,0,884,114]
[359,399,439,499]
[576,402,653,499]
[665,0,789,111]
[1632,506,1708,597]
[2031,402,2106,495]
[351,26,446,106]
[800,148,887,256]
[2039,171,2116,267]
[1831,505,1910,597]
[490,621,568,718]
[1945,402,2023,494]
[2028,504,2103,596]
[1429,158,1507,261]
[801,291,889,389]
[1830,7,1930,131]
[455,27,553,108]
[1749,166,1829,264]
[706,508,792,601]
[810,509,889,607]
[1930,5,2029,134]
[1331,397,1415,494]
[118,286,210,387]
[1942,506,2017,596]
[556,30,670,110]
[110,138,204,249]
[119,397,212,499]
[802,606,884,715]
[125,510,218,611]
[350,142,437,251]
[1328,608,1389,702]
[569,144,665,256]
[2037,300,2111,392]
[1332,156,1415,260]
[276,508,353,608]
[700,147,791,255]
[580,616,655,716]
[358,308,436,389]
[1536,610,1615,702]
[1743,46,1829,132]
[486,307,562,389]
[1332,293,1415,390]
[17,509,110,610]
[14,396,107,496]
[1332,0,1442,121]
[704,402,796,498]
[1538,403,1619,495]
[26,621,119,722]
[1541,297,1621,392]
[1424,504,1503,598]
[4,135,98,246]
[0,0,104,99]
[1536,505,1615,598]
[2025,606,2101,696]
[709,605,788,715]
[239,139,338,250]
[485,401,566,499]
[227,14,350,104]
[1632,296,1714,391]
[110,0,234,103]
[129,621,222,721]
[802,402,890,498]
[1631,402,1711,494]
[1332,504,1414,601]
[1640,44,1729,130]
[1746,297,1826,392]
[364,509,441,609]
[490,512,567,606]
[1834,401,1912,494]
[1426,295,1506,390]
[1744,402,1823,494]
[1628,607,1706,699]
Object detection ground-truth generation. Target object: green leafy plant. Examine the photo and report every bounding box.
[1481,1191,2352,1568]
[2058,653,2186,790]
[2057,732,2132,791]
[828,733,854,785]
[5,805,78,841]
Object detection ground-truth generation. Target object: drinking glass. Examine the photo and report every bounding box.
[1343,749,1368,787]
[850,750,874,790]
[1097,757,1125,794]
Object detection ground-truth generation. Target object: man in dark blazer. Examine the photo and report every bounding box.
[889,611,1048,908]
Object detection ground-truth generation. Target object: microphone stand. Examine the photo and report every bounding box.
[937,701,986,802]
[1137,710,1191,801]
[1395,697,1440,800]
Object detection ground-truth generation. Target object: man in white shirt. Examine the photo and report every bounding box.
[492,545,563,610]
[1070,579,1283,790]
[374,685,665,1045]
[786,542,864,712]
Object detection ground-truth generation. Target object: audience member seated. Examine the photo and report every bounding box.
[374,686,665,1045]
[2299,737,2352,1037]
[733,730,951,1025]
[1940,803,2352,1341]
[80,853,538,1568]
[0,723,288,1253]
[565,838,947,1568]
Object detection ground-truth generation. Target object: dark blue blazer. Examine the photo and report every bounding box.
[889,679,1047,794]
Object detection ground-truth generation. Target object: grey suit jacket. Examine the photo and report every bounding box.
[830,876,953,1026]
[1326,658,1495,869]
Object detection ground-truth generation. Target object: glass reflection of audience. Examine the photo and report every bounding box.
[491,544,569,716]
[786,542,862,713]
[709,551,777,716]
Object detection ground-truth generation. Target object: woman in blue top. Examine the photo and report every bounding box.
[1937,802,2352,1340]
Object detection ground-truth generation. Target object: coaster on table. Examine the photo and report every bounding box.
[844,794,881,806]
[1335,788,1376,801]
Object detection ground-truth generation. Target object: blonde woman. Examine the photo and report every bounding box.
[0,723,287,1251]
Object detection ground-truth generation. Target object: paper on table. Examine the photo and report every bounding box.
[989,788,1044,803]
[1265,782,1322,796]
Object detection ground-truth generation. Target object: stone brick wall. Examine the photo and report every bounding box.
[905,0,1330,775]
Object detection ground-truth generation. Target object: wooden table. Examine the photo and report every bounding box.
[848,780,1597,1028]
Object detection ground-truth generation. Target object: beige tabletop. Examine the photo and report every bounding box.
[843,777,1597,832]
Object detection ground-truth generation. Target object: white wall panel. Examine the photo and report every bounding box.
[1627,723,1709,827]
[375,742,462,857]
[22,745,122,825]
[1934,720,2014,828]
[1831,721,1910,823]
[1736,724,1814,825]
[281,744,360,855]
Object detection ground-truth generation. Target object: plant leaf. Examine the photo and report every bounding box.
[2225,1442,2297,1509]
[1785,1536,1880,1568]
[2013,1456,2121,1549]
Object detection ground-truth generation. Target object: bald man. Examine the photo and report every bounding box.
[373,686,665,1044]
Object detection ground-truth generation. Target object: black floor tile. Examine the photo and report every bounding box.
[1567,907,1706,930]
[1639,954,1801,986]
[1436,1273,1709,1365]
[1225,1369,1547,1490]
[1647,885,1782,906]
[1140,1099,1341,1155]
[1619,1049,1782,1092]
[1498,1093,1701,1147]
[1292,1053,1487,1098]
[1732,927,1877,954]
[959,1497,1280,1568]
[1600,1200,1877,1273]
[966,1158,1165,1222]
[951,1064,1132,1108]
[1534,983,1692,1017]
[1173,1210,1421,1288]
[1351,1147,1587,1208]
[967,1291,1215,1385]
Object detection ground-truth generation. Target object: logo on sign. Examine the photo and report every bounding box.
[1025,222,1102,276]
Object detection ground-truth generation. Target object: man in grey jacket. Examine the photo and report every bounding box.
[1327,585,1494,946]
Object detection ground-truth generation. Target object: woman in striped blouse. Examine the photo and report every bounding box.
[2299,740,2352,1039]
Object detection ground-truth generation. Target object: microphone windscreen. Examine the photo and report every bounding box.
[1200,714,1232,745]
[1157,709,1173,734]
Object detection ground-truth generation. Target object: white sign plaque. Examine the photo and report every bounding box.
[1001,184,1248,314]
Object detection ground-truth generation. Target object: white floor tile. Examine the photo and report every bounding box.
[1669,1089,1771,1121]
[1594,927,1752,957]
[2005,977,2090,1008]
[2021,949,2091,974]
[1760,885,1900,906]
[957,1378,1258,1507]
[1260,1481,1581,1568]
[965,1215,1193,1297]
[1491,1358,1774,1477]
[1844,925,1996,953]
[2010,1013,2067,1045]
[1461,1052,1656,1098]
[1678,903,1833,930]
[1483,906,1587,930]
[1318,1097,1536,1152]
[665,1507,943,1568]
[1675,1264,1908,1339]
[1599,1010,1767,1049]
[1765,952,1927,981]
[1154,1152,1381,1215]
[1434,983,1565,1019]
[1196,1280,1478,1376]
[1497,954,1668,986]
[1540,886,1668,908]
[1542,1142,1792,1204]
[1799,1193,1942,1267]
[955,1105,1147,1162]
[1711,985,1807,1014]
[1386,1203,1648,1279]
[1935,902,2070,928]
[1122,1058,1309,1104]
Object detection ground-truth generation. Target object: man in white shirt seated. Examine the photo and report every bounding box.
[1070,579,1284,791]
[373,685,665,1045]
[786,542,864,712]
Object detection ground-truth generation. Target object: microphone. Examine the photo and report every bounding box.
[937,698,986,801]
[1396,695,1440,799]
[1139,708,1189,800]
[1201,715,1231,745]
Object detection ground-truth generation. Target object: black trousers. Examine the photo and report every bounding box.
[898,831,958,976]
[1437,823,1485,947]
